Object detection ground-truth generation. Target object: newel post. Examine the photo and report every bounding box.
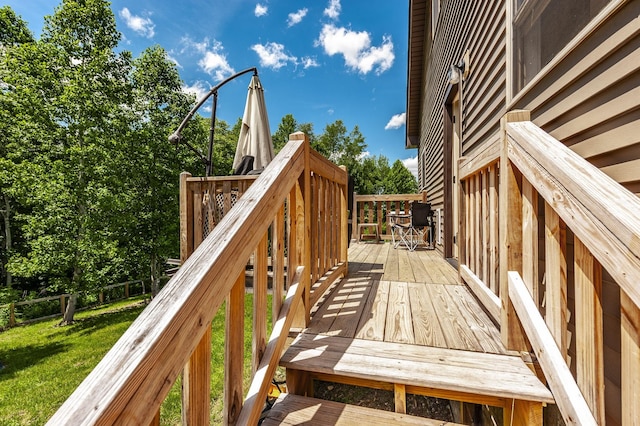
[289,132,311,328]
[499,110,530,351]
[179,170,211,426]
[339,166,349,273]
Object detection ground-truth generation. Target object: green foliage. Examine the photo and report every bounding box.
[0,6,34,46]
[385,159,418,194]
[0,295,269,424]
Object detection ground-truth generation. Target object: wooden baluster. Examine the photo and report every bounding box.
[253,233,268,375]
[522,179,539,303]
[544,203,568,359]
[182,326,211,425]
[474,173,481,278]
[193,185,203,248]
[272,204,286,323]
[489,164,499,295]
[310,174,318,283]
[481,169,489,286]
[469,174,476,273]
[224,272,245,426]
[621,290,640,426]
[574,238,604,424]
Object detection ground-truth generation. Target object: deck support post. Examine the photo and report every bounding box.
[394,383,407,414]
[503,399,543,426]
[285,369,312,397]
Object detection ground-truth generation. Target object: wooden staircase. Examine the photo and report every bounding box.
[266,333,554,425]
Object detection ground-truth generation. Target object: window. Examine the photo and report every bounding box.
[512,0,610,93]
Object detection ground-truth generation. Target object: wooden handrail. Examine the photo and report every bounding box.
[48,132,349,425]
[506,120,640,309]
[458,111,640,424]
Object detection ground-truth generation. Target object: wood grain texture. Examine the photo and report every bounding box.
[281,333,553,404]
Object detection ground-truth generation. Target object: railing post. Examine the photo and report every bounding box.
[180,172,194,264]
[339,166,348,274]
[289,132,311,328]
[500,110,530,351]
[180,169,210,426]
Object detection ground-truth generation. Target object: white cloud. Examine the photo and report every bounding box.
[300,56,319,69]
[402,156,419,180]
[316,24,395,75]
[198,41,236,81]
[287,8,308,27]
[324,0,341,20]
[252,42,297,70]
[182,81,209,102]
[385,112,406,130]
[119,8,155,38]
[255,4,268,17]
[180,36,209,54]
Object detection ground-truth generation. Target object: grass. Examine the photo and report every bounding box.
[0,293,270,425]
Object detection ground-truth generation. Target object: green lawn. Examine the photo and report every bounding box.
[0,294,268,425]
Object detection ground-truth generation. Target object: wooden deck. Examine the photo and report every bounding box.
[274,241,554,424]
[308,241,505,354]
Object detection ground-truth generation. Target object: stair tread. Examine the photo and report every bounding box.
[280,333,554,403]
[262,393,462,425]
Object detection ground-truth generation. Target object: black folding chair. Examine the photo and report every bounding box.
[394,202,434,251]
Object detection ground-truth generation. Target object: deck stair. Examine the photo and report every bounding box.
[262,393,463,425]
[279,333,555,423]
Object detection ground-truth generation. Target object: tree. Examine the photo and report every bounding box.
[7,0,133,324]
[272,114,297,153]
[385,160,418,194]
[121,45,197,296]
[0,6,34,47]
[272,114,316,153]
[0,6,34,289]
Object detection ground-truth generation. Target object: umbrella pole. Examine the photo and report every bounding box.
[206,92,218,177]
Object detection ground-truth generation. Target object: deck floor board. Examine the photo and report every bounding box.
[308,242,505,354]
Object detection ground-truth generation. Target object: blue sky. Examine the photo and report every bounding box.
[5,0,418,175]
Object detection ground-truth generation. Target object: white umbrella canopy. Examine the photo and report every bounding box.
[232,74,274,173]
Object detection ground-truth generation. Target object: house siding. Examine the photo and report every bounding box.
[411,1,638,423]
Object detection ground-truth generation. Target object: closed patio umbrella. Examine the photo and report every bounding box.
[233,74,274,173]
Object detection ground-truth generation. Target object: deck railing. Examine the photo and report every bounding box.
[459,110,640,425]
[352,192,428,241]
[47,132,349,425]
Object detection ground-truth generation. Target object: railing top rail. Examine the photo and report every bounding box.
[506,120,640,308]
[47,138,307,425]
[184,175,259,183]
[354,193,426,202]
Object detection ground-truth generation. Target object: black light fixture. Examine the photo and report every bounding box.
[447,51,470,85]
[169,67,258,176]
